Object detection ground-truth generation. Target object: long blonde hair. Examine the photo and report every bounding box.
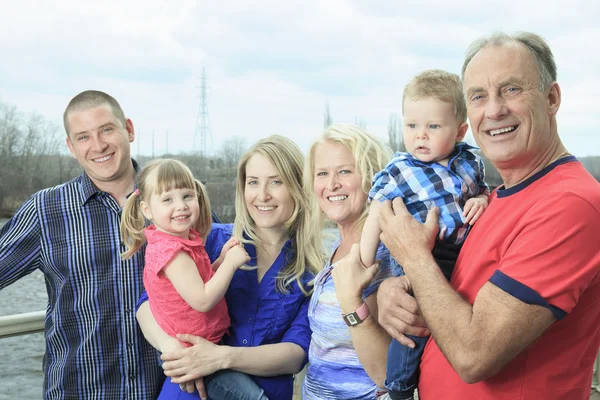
[304,123,393,234]
[120,159,212,260]
[234,135,325,295]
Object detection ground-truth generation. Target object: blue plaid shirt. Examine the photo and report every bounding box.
[0,161,163,399]
[369,143,490,245]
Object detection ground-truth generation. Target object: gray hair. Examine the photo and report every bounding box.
[461,32,557,92]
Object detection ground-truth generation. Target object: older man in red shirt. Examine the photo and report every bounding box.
[377,32,600,400]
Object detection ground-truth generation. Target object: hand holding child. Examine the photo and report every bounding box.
[463,196,488,225]
[159,336,205,395]
[332,244,379,312]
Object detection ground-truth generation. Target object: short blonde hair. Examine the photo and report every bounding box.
[304,123,393,232]
[120,159,212,260]
[402,69,467,124]
[234,135,324,295]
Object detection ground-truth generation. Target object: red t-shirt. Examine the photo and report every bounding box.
[419,159,600,399]
[144,226,230,344]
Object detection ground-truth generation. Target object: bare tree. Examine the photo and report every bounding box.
[0,101,72,215]
[0,102,22,157]
[220,136,247,171]
[23,113,62,191]
[354,116,367,130]
[387,113,405,152]
[324,102,333,128]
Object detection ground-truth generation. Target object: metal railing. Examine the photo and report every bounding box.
[0,310,45,339]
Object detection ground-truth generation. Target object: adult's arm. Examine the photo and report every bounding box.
[162,294,311,382]
[0,195,42,287]
[379,196,598,383]
[167,337,305,381]
[331,244,392,387]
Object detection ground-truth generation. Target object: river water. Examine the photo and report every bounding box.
[0,218,47,399]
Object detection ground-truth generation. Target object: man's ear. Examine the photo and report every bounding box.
[547,82,561,116]
[66,136,77,159]
[456,122,469,142]
[125,118,135,142]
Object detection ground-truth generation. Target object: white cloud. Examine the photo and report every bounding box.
[0,0,598,159]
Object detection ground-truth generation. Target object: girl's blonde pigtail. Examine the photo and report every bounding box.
[194,180,213,242]
[120,190,148,260]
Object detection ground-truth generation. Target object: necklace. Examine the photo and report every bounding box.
[548,151,571,166]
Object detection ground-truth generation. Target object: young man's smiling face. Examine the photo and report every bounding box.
[66,104,135,190]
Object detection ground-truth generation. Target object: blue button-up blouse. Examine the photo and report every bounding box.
[138,223,313,400]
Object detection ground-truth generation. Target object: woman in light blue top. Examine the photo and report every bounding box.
[303,124,395,399]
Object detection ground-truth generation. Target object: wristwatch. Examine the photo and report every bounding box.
[342,302,370,327]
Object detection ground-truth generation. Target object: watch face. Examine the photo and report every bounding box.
[344,312,359,326]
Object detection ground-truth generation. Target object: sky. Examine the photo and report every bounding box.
[0,0,599,158]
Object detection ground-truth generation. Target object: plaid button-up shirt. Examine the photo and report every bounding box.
[370,143,490,245]
[0,161,163,399]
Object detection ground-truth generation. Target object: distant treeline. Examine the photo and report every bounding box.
[0,100,247,221]
[2,100,599,220]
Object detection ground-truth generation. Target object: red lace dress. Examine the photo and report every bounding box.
[143,226,230,344]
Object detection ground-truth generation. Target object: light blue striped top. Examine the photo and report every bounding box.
[304,239,393,399]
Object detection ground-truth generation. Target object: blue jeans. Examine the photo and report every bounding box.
[384,242,459,399]
[158,370,269,400]
[384,334,429,399]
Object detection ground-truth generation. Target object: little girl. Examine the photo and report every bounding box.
[121,159,269,400]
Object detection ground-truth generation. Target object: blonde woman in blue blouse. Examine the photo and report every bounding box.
[137,135,325,400]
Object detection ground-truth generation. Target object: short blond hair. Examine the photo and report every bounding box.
[402,69,467,124]
[304,123,393,233]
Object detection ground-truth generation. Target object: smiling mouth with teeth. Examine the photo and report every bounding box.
[328,195,348,202]
[93,154,113,163]
[488,126,517,136]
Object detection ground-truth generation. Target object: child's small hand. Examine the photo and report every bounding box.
[212,237,241,271]
[463,197,488,225]
[220,237,240,258]
[223,244,250,270]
